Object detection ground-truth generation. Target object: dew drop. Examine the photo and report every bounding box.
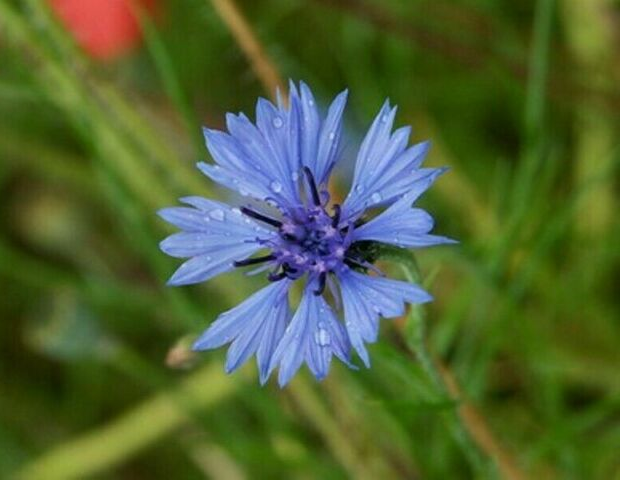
[209,209,225,221]
[328,131,335,141]
[291,171,299,182]
[381,114,389,123]
[371,192,382,203]
[231,207,242,215]
[272,116,283,128]
[314,328,331,347]
[270,180,283,193]
[355,184,364,194]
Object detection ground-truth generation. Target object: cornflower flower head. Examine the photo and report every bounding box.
[159,82,455,386]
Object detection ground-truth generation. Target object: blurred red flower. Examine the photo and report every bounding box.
[49,0,157,60]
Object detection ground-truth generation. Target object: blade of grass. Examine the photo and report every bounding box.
[14,363,236,480]
[130,0,204,154]
[208,0,285,99]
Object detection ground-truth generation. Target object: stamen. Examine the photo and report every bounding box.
[345,255,386,277]
[331,204,341,227]
[314,272,327,296]
[233,254,276,267]
[280,264,299,277]
[303,166,321,206]
[268,270,287,282]
[241,207,282,228]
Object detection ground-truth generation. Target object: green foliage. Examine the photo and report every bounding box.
[0,0,618,478]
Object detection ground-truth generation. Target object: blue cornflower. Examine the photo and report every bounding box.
[159,82,454,386]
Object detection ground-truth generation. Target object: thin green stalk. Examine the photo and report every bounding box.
[378,246,490,475]
[492,0,555,273]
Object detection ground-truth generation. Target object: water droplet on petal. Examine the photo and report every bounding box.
[381,114,388,123]
[270,180,283,193]
[273,117,283,128]
[209,209,225,221]
[231,207,242,215]
[291,171,299,182]
[371,192,382,203]
[355,184,364,194]
[314,328,331,347]
[328,131,335,141]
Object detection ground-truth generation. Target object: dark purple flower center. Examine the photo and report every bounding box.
[233,168,380,295]
[273,204,348,279]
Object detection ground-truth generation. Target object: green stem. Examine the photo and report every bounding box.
[378,246,490,475]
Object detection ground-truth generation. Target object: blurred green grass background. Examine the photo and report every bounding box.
[1,0,619,478]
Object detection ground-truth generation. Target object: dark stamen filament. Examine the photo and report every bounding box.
[268,270,287,282]
[331,204,341,227]
[303,166,321,206]
[314,272,327,296]
[234,254,276,267]
[241,207,282,228]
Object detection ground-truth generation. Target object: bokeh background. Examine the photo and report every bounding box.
[1,0,619,478]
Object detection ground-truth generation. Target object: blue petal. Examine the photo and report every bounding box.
[201,100,302,206]
[352,193,456,248]
[193,280,291,384]
[314,89,348,185]
[298,82,320,179]
[354,100,398,180]
[160,232,250,258]
[166,243,261,286]
[255,96,301,204]
[268,285,352,387]
[201,129,274,201]
[341,99,441,219]
[159,197,275,286]
[338,268,432,366]
[296,82,348,186]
